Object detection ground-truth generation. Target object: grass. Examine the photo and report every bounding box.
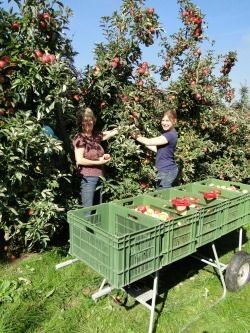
[0,226,250,333]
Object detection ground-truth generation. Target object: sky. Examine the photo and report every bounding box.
[2,0,250,96]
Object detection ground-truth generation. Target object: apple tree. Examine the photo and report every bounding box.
[0,0,82,254]
[80,0,249,201]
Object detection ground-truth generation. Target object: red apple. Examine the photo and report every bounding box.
[137,67,146,75]
[111,60,119,68]
[34,49,43,58]
[73,94,81,102]
[11,21,20,31]
[230,124,238,134]
[103,154,110,160]
[40,54,51,63]
[26,208,33,216]
[168,95,176,102]
[141,62,148,69]
[139,181,149,189]
[112,57,120,63]
[43,12,51,21]
[0,60,6,69]
[137,205,147,213]
[48,54,56,62]
[39,20,47,29]
[202,68,210,76]
[131,111,138,118]
[93,65,101,76]
[190,80,196,88]
[2,55,10,63]
[181,10,189,17]
[194,27,202,37]
[194,92,202,101]
[121,95,128,102]
[193,48,201,57]
[149,27,156,34]
[146,8,154,15]
[100,101,106,108]
[193,16,202,25]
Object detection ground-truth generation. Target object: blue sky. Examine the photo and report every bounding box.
[3,0,250,95]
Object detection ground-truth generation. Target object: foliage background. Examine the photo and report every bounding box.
[0,0,249,253]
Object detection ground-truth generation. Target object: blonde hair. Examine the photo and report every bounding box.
[81,107,96,124]
[162,110,177,125]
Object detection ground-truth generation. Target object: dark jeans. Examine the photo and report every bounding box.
[156,167,179,189]
[80,176,102,207]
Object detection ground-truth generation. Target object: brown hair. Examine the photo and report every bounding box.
[162,110,177,124]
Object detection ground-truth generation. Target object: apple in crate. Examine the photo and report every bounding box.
[158,211,172,221]
[171,198,190,215]
[182,196,199,208]
[144,207,155,216]
[203,191,218,201]
[136,205,148,213]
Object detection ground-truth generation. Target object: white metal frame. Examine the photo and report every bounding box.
[91,271,159,333]
[192,227,243,300]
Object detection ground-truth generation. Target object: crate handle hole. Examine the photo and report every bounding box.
[128,214,138,221]
[86,226,95,234]
[123,201,133,206]
[230,184,240,190]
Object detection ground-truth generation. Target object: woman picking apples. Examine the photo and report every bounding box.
[73,107,118,207]
[132,110,179,188]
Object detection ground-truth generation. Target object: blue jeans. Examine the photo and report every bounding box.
[156,167,179,189]
[80,176,102,207]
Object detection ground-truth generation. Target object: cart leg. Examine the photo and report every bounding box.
[212,243,227,299]
[99,279,107,291]
[55,258,79,270]
[148,270,159,333]
[238,228,243,251]
[92,279,112,302]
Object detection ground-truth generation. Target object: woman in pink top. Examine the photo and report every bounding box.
[73,107,117,207]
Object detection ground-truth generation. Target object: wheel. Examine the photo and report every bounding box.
[225,251,250,292]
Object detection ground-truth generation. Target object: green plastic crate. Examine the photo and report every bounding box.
[177,183,241,201]
[220,196,249,235]
[68,202,166,288]
[178,180,250,246]
[114,194,199,266]
[152,187,226,247]
[198,178,250,194]
[196,195,249,247]
[149,187,206,207]
[198,179,250,218]
[115,190,205,218]
[160,212,199,266]
[114,194,177,219]
[175,183,242,246]
[68,179,250,288]
[148,187,203,210]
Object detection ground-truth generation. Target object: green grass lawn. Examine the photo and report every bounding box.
[1,225,250,333]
